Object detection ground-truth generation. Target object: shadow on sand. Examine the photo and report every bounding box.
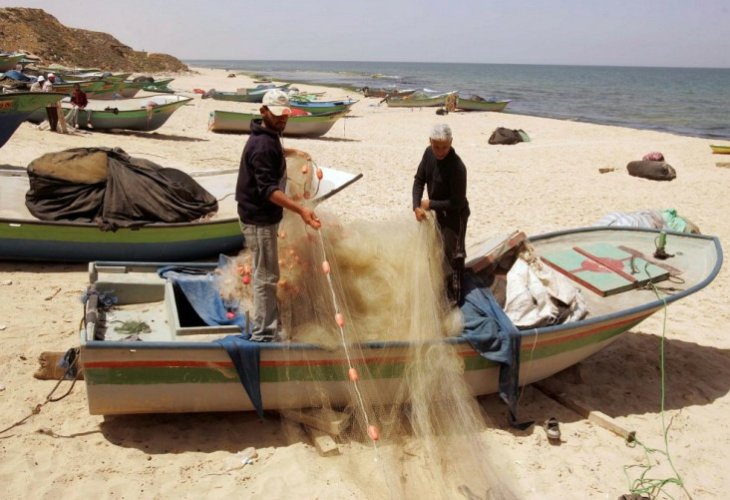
[480,330,730,431]
[103,130,208,142]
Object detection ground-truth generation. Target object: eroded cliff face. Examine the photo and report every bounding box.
[0,7,188,72]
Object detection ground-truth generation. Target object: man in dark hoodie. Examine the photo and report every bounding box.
[236,89,321,342]
[412,123,470,305]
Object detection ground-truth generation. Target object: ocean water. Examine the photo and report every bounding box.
[186,60,730,140]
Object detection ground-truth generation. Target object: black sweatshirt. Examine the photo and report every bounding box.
[412,146,470,225]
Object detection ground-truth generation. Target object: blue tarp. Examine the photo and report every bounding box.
[158,264,265,419]
[460,273,528,429]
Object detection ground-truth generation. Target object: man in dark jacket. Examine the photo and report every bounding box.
[237,90,321,342]
[412,123,470,304]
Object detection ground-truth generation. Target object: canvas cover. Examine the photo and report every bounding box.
[25,147,218,230]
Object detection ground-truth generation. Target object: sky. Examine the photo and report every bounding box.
[2,0,729,68]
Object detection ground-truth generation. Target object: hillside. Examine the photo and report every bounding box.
[0,7,188,73]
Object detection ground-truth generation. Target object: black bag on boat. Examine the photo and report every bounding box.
[488,127,523,145]
[25,147,219,231]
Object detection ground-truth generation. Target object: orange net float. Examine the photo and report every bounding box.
[242,274,251,285]
[348,367,359,381]
[367,424,380,441]
[321,260,331,274]
[316,168,323,180]
[335,313,345,328]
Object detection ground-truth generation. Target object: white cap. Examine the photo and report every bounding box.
[37,75,45,82]
[262,89,291,116]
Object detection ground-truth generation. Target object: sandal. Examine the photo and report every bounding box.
[545,417,561,441]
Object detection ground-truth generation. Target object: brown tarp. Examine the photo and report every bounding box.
[25,147,218,231]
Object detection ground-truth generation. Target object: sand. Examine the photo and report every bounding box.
[1,67,729,499]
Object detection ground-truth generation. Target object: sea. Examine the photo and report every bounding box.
[186,60,730,140]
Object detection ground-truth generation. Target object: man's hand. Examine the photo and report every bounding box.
[301,207,321,229]
[419,199,430,210]
[414,207,427,221]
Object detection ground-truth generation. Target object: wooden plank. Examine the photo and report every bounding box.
[280,408,352,436]
[617,245,683,276]
[534,382,635,443]
[306,426,340,456]
[577,243,669,284]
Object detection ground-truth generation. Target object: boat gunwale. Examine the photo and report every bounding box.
[81,226,722,352]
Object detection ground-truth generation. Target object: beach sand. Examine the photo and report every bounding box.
[1,67,729,499]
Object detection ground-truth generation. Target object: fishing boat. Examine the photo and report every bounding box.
[206,84,291,103]
[0,52,24,72]
[118,78,176,98]
[289,98,357,115]
[25,95,192,132]
[208,110,347,138]
[456,96,511,112]
[0,166,361,263]
[386,91,457,108]
[0,91,66,148]
[78,227,722,415]
[360,87,416,98]
[710,144,730,154]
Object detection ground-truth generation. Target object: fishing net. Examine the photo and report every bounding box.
[218,156,517,499]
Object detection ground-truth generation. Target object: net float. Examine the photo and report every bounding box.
[321,260,330,274]
[278,231,287,239]
[316,168,323,180]
[303,191,311,199]
[226,311,235,320]
[348,367,359,381]
[301,165,309,175]
[367,425,380,441]
[335,313,345,328]
[242,274,251,285]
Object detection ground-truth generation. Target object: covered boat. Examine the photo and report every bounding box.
[289,98,357,115]
[0,150,361,262]
[208,109,347,138]
[0,91,66,148]
[26,95,192,132]
[205,84,291,103]
[78,227,722,415]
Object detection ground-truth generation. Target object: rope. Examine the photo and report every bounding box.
[623,265,692,499]
[0,345,80,436]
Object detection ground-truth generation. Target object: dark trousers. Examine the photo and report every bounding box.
[438,210,469,304]
[46,105,59,132]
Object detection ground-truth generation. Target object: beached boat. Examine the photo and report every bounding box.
[710,144,730,154]
[0,91,66,148]
[78,227,722,415]
[0,53,24,72]
[118,78,176,98]
[207,84,291,103]
[386,91,456,108]
[289,98,357,115]
[360,87,416,98]
[208,110,347,138]
[25,95,192,131]
[0,166,361,263]
[456,97,511,112]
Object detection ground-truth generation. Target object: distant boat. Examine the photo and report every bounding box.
[289,98,357,115]
[26,95,192,132]
[118,78,175,98]
[206,84,291,103]
[0,166,361,262]
[208,110,347,138]
[386,91,457,108]
[76,227,722,415]
[360,87,416,98]
[710,144,730,154]
[456,96,511,112]
[0,91,66,148]
[0,53,24,72]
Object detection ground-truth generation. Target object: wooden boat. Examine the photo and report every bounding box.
[117,78,176,98]
[0,91,66,148]
[0,53,24,72]
[0,166,361,263]
[456,97,511,112]
[78,227,722,415]
[710,144,730,154]
[207,84,291,103]
[360,87,416,98]
[386,91,456,108]
[26,95,192,132]
[208,110,347,138]
[289,98,357,115]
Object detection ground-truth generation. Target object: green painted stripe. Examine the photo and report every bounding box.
[0,219,240,243]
